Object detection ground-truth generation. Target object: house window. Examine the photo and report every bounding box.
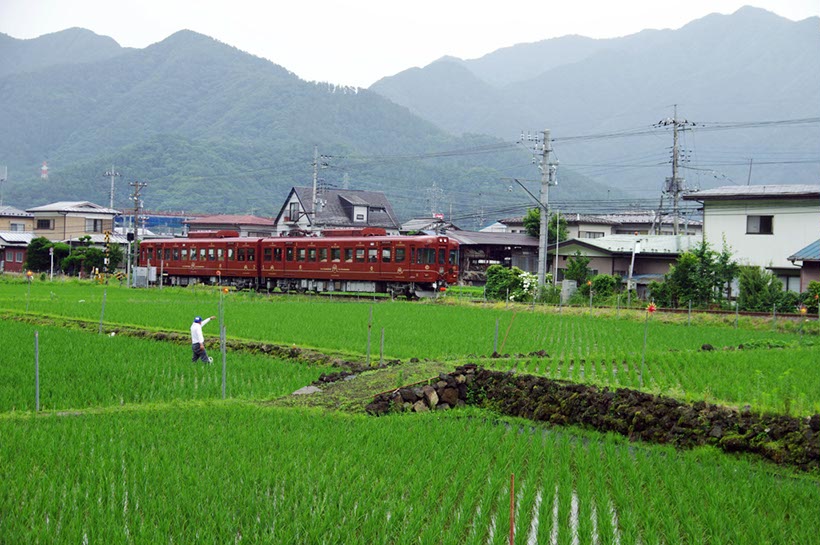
[288,203,299,223]
[36,219,54,230]
[581,231,605,239]
[16,251,23,263]
[10,223,25,232]
[5,250,12,261]
[355,214,365,221]
[746,215,773,235]
[85,218,104,233]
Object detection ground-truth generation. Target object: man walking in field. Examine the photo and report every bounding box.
[190,315,216,364]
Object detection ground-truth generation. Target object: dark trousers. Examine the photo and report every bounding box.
[192,343,210,363]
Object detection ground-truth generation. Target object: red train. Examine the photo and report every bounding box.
[137,229,459,297]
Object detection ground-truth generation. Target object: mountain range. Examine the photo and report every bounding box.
[1,6,818,227]
[371,6,820,197]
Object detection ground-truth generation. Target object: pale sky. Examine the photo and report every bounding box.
[1,1,818,88]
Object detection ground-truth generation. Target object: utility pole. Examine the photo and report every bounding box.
[311,147,329,232]
[426,181,445,217]
[103,166,121,210]
[657,106,694,235]
[522,129,557,289]
[128,181,147,287]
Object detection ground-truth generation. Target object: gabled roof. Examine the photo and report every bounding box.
[683,185,820,201]
[26,201,120,215]
[284,187,400,229]
[185,214,275,226]
[447,231,538,247]
[556,234,698,255]
[0,231,35,245]
[0,205,32,218]
[788,240,820,262]
[401,217,460,232]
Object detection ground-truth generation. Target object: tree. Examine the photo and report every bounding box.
[522,208,568,243]
[652,241,738,308]
[738,266,783,312]
[24,237,53,271]
[564,251,591,285]
[106,244,124,273]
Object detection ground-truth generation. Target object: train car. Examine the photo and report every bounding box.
[139,233,261,288]
[258,233,458,297]
[138,232,459,297]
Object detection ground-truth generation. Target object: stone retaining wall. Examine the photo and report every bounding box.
[367,365,820,471]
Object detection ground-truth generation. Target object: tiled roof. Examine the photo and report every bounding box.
[0,205,32,218]
[26,201,120,214]
[683,185,820,201]
[563,234,698,254]
[788,240,820,262]
[0,231,35,244]
[185,214,275,226]
[447,231,539,247]
[292,187,400,230]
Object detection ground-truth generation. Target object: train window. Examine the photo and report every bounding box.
[319,248,328,262]
[449,249,458,265]
[200,248,207,261]
[297,248,306,262]
[217,249,224,260]
[344,248,353,263]
[173,248,180,261]
[181,248,188,260]
[237,249,245,262]
[263,248,272,261]
[331,248,341,262]
[227,248,234,260]
[164,249,171,261]
[286,247,294,261]
[416,248,436,264]
[368,249,378,263]
[190,248,198,261]
[381,248,391,263]
[274,248,282,261]
[395,248,405,263]
[208,248,215,261]
[410,248,415,263]
[247,248,255,262]
[308,248,317,262]
[438,249,445,265]
[147,248,154,261]
[355,249,365,263]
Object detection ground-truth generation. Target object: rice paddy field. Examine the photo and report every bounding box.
[1,277,819,543]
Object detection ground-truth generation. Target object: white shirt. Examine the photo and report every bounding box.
[190,317,211,344]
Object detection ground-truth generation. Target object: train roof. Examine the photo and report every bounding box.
[143,234,454,244]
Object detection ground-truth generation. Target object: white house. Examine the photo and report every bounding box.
[274,187,400,235]
[683,185,820,292]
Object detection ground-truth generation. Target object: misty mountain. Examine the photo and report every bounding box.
[371,7,820,195]
[0,28,126,78]
[0,29,619,225]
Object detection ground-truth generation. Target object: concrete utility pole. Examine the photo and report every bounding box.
[103,167,121,210]
[657,106,694,235]
[522,130,557,289]
[311,147,330,232]
[128,181,147,287]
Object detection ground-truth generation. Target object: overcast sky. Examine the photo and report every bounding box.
[1,1,818,88]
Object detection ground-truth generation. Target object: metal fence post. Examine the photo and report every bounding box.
[35,331,40,412]
[379,327,385,367]
[98,288,107,334]
[494,318,499,354]
[221,324,227,399]
[366,305,373,366]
